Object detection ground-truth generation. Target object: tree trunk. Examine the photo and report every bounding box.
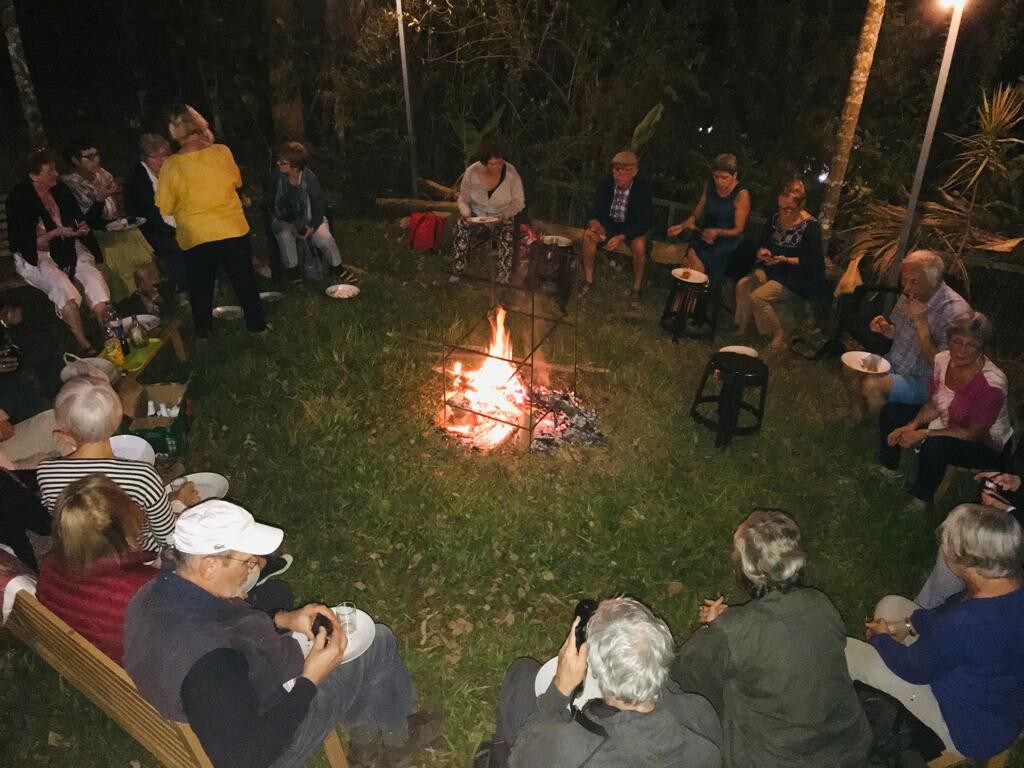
[265,0,305,142]
[321,0,367,149]
[1,0,46,146]
[819,0,886,256]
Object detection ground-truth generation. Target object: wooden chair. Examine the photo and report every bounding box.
[928,748,1011,767]
[4,590,348,768]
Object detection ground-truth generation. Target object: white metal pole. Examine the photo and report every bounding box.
[895,1,965,262]
[395,0,419,196]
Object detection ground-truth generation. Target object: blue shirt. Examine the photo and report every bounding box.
[884,282,968,384]
[871,586,1024,757]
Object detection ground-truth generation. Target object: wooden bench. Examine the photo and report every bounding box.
[5,590,348,768]
[929,749,1010,767]
[121,318,189,381]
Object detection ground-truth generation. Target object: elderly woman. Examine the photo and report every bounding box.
[847,503,1024,760]
[35,377,197,551]
[450,140,525,284]
[674,509,872,768]
[733,179,826,349]
[879,311,1013,509]
[36,474,157,662]
[483,596,722,768]
[5,148,111,352]
[156,103,266,337]
[267,141,356,285]
[668,153,751,281]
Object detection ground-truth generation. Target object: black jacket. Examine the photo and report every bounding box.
[587,175,654,240]
[123,162,176,241]
[5,179,103,270]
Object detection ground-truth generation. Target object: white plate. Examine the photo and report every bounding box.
[325,284,360,300]
[259,291,285,302]
[119,314,161,332]
[841,350,891,374]
[106,217,146,231]
[212,305,243,319]
[719,345,759,358]
[467,216,499,225]
[541,235,573,248]
[534,656,602,709]
[165,472,229,502]
[110,434,156,465]
[671,267,709,285]
[291,607,376,664]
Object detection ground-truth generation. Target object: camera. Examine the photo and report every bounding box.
[573,599,598,649]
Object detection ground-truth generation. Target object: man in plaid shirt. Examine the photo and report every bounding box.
[846,249,968,420]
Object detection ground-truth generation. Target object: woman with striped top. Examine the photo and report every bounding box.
[37,378,197,551]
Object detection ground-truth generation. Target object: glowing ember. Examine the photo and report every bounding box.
[441,305,528,449]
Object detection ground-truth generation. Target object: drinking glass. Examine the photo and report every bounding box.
[335,602,358,634]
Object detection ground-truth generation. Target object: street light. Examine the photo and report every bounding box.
[894,0,967,261]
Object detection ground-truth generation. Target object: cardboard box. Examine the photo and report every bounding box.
[117,379,191,456]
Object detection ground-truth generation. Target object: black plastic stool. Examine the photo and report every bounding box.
[661,275,721,341]
[690,351,768,448]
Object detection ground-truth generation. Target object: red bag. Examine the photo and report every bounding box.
[407,211,445,251]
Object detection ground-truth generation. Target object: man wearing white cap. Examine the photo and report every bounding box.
[580,150,655,311]
[123,500,442,767]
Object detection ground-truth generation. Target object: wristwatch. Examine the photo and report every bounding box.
[904,620,918,639]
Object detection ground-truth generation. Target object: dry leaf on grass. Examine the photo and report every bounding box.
[665,581,685,597]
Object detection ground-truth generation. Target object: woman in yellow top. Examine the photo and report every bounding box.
[156,104,266,336]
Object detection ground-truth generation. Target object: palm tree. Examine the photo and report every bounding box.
[1,0,46,146]
[818,0,886,256]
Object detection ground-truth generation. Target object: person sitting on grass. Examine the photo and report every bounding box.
[877,311,1012,511]
[477,596,722,768]
[846,503,1024,762]
[267,141,357,286]
[123,500,443,768]
[580,150,654,311]
[674,509,873,768]
[844,249,968,422]
[732,179,826,349]
[36,377,199,552]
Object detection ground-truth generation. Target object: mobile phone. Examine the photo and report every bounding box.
[573,599,598,649]
[311,613,333,641]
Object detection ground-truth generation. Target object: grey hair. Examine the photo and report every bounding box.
[903,250,945,286]
[138,133,170,159]
[946,310,994,350]
[586,597,674,706]
[712,153,738,174]
[734,509,805,596]
[940,503,1023,580]
[54,377,123,443]
[169,547,234,572]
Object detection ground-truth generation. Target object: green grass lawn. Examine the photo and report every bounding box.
[0,217,1015,767]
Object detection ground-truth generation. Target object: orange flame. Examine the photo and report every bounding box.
[441,305,528,449]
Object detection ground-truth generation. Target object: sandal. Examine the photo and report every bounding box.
[337,268,360,284]
[578,281,593,298]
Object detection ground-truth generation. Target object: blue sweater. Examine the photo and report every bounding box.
[871,587,1024,757]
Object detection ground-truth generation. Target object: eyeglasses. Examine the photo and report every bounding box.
[276,159,291,167]
[611,165,635,173]
[79,151,100,160]
[223,555,261,570]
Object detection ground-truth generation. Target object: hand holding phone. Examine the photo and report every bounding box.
[311,613,333,641]
[573,599,598,649]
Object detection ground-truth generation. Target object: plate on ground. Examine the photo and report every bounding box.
[105,217,146,232]
[259,291,285,302]
[467,216,499,225]
[841,350,891,374]
[719,345,759,358]
[212,305,243,319]
[671,267,709,284]
[165,472,229,502]
[534,656,602,708]
[325,284,360,300]
[291,607,376,664]
[541,235,573,248]
[119,314,160,331]
[110,434,156,465]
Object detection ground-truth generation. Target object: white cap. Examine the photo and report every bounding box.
[172,500,283,555]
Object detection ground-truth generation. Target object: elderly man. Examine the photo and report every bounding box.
[124,133,189,303]
[580,151,654,310]
[846,249,968,420]
[123,501,442,768]
[477,596,722,768]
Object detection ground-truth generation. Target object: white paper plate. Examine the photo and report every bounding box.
[291,607,376,664]
[110,434,156,465]
[106,217,146,231]
[534,656,602,709]
[467,215,499,224]
[259,291,285,302]
[165,472,229,502]
[719,345,759,358]
[325,284,360,300]
[119,314,160,332]
[541,235,573,248]
[841,350,891,374]
[212,305,243,319]
[671,267,709,285]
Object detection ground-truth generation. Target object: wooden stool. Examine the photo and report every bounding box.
[690,351,769,448]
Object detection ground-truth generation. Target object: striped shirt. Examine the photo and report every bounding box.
[36,458,175,551]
